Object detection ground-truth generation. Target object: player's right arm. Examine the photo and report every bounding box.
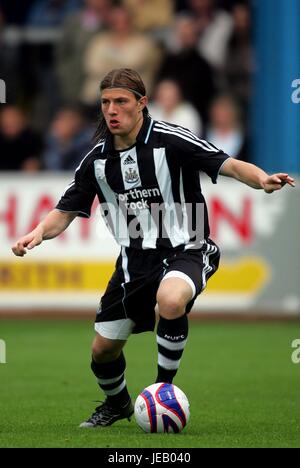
[11,209,77,257]
[12,146,98,257]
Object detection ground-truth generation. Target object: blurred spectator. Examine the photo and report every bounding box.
[81,5,162,108]
[0,9,10,94]
[123,0,174,36]
[175,0,252,13]
[149,79,202,136]
[43,106,92,170]
[206,94,248,160]
[0,106,43,171]
[0,6,26,103]
[26,0,83,27]
[174,0,189,11]
[0,0,35,25]
[157,14,215,122]
[19,1,85,127]
[56,0,113,105]
[187,0,233,69]
[222,2,254,112]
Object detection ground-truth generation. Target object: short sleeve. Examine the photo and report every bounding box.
[161,123,230,183]
[187,147,231,184]
[55,157,96,218]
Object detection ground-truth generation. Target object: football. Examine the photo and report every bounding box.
[134,383,190,433]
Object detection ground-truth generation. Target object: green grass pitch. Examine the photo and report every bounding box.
[0,319,299,448]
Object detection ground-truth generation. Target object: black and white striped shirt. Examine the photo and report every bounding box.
[56,116,230,250]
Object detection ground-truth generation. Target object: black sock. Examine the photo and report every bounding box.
[91,352,130,408]
[156,315,188,383]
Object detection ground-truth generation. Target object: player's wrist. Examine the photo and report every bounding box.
[34,224,45,241]
[259,175,269,190]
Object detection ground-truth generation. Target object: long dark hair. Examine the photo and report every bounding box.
[93,68,149,142]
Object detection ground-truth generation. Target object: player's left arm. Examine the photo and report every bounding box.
[220,158,295,193]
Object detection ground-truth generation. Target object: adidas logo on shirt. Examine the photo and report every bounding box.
[123,155,135,165]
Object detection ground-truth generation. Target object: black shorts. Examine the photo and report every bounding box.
[95,239,220,335]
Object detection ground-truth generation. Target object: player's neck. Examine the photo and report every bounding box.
[114,115,144,151]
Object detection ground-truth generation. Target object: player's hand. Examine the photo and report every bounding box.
[262,173,295,194]
[11,227,44,257]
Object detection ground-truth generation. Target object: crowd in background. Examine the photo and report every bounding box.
[0,0,253,171]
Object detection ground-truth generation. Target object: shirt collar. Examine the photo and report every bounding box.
[101,115,154,154]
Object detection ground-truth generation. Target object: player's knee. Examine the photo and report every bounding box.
[92,347,120,363]
[157,292,186,319]
[92,339,121,363]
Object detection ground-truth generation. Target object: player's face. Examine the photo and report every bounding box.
[101,88,146,137]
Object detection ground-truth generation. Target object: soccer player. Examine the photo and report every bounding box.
[12,68,295,428]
